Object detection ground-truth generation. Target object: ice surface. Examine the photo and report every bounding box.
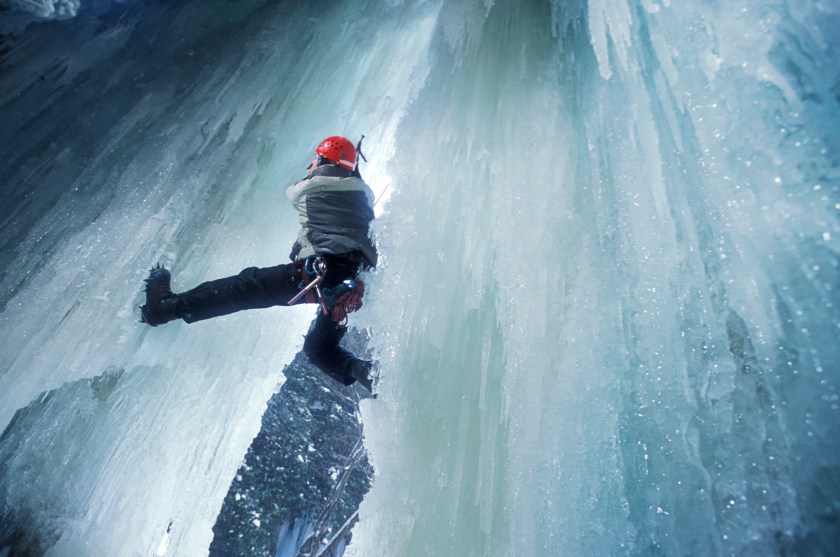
[0,0,79,20]
[352,0,840,555]
[0,1,431,554]
[1,0,839,555]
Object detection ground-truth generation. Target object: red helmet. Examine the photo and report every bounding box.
[315,136,357,170]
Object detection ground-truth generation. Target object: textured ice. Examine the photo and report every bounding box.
[0,0,79,20]
[1,0,839,556]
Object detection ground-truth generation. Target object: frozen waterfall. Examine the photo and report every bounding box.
[1,0,838,555]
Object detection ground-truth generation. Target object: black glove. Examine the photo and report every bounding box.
[289,241,302,262]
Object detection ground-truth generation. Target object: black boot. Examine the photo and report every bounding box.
[347,359,376,392]
[140,264,181,326]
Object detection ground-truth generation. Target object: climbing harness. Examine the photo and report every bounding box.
[288,256,365,325]
[288,256,328,312]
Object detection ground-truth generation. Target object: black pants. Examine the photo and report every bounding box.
[176,261,361,386]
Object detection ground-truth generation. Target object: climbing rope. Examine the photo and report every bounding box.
[329,279,365,325]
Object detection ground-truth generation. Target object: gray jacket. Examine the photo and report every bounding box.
[285,167,378,267]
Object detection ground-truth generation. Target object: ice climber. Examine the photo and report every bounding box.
[138,136,377,391]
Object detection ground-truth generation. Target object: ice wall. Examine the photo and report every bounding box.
[0,1,433,554]
[0,0,79,20]
[1,0,839,555]
[351,0,840,555]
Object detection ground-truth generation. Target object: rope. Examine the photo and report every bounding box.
[330,279,365,325]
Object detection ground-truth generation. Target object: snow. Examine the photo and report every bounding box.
[1,0,839,555]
